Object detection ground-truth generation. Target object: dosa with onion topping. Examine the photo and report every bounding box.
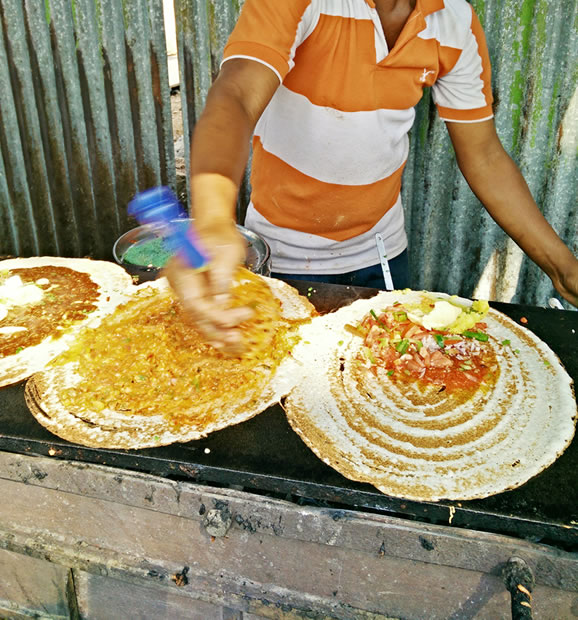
[0,257,134,388]
[25,269,316,449]
[284,290,576,501]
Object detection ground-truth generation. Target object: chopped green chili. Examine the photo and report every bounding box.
[396,339,410,355]
[462,330,489,342]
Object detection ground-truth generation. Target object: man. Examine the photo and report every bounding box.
[166,0,578,351]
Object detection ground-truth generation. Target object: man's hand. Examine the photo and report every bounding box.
[164,220,253,353]
[552,263,578,308]
[165,58,280,350]
[447,119,578,308]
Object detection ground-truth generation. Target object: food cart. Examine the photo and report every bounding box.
[0,281,576,619]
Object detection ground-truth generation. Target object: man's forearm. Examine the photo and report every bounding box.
[192,88,254,182]
[189,91,254,227]
[188,59,280,228]
[452,131,576,292]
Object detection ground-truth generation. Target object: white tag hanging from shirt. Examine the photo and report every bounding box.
[375,233,394,291]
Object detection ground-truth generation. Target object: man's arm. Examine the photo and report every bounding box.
[191,58,280,228]
[165,59,280,351]
[446,120,578,307]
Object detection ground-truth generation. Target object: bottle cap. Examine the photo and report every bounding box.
[128,187,183,226]
[127,186,208,270]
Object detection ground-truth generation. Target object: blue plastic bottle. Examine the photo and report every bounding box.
[127,187,208,269]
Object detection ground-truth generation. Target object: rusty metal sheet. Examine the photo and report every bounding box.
[0,0,177,259]
[0,0,575,308]
[0,0,48,255]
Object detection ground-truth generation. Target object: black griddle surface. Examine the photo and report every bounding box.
[1,281,576,549]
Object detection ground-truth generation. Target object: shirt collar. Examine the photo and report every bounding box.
[420,0,445,17]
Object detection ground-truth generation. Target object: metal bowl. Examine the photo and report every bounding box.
[113,219,271,282]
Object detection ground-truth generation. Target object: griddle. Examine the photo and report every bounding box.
[0,281,576,550]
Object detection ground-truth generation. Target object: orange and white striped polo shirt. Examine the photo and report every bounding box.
[222,0,494,274]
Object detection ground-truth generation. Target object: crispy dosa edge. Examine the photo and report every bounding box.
[25,274,316,449]
[0,257,135,387]
[283,290,577,501]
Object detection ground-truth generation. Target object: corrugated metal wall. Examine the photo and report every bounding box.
[403,0,577,307]
[0,0,175,259]
[0,0,576,307]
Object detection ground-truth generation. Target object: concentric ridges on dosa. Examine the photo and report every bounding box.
[285,290,576,501]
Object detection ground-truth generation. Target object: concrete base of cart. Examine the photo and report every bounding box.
[0,451,575,619]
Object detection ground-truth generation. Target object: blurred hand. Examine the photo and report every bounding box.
[164,220,254,353]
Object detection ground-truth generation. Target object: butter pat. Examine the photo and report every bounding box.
[0,275,44,306]
[408,300,462,331]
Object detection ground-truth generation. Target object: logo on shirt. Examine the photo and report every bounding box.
[419,69,435,83]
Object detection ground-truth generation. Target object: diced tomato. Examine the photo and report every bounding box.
[378,347,400,366]
[412,353,425,367]
[429,350,453,368]
[405,359,423,373]
[418,346,431,367]
[403,324,423,339]
[443,338,463,345]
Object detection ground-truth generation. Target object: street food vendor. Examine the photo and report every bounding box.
[165,0,578,351]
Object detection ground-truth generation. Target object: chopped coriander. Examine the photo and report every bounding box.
[364,346,376,364]
[434,334,445,348]
[396,339,410,355]
[370,309,388,329]
[462,330,489,342]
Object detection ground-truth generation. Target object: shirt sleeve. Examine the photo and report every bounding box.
[433,5,494,123]
[222,0,312,83]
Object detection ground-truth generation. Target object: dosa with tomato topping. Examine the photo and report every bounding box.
[284,290,576,501]
[25,270,316,449]
[0,257,134,388]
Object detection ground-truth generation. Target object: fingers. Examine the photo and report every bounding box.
[207,231,248,303]
[555,286,578,309]
[163,228,252,353]
[186,300,253,352]
[551,259,578,309]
